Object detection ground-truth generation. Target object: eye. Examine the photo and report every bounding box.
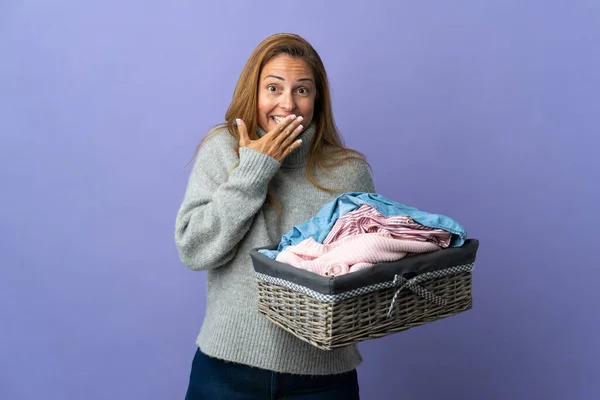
[267,85,277,92]
[296,87,309,95]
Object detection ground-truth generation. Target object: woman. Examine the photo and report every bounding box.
[175,33,375,399]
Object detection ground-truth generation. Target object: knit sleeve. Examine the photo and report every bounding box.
[175,129,280,271]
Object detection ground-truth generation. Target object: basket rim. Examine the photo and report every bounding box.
[255,262,474,303]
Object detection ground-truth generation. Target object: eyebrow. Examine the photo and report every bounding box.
[263,74,314,83]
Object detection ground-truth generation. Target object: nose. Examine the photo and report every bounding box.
[279,92,295,112]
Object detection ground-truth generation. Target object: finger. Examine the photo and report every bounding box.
[268,114,297,139]
[287,139,302,155]
[280,120,304,148]
[236,119,249,146]
[276,116,304,146]
[275,140,297,162]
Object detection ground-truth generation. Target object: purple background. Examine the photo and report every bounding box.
[1,1,598,399]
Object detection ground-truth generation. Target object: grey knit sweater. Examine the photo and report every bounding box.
[175,123,375,375]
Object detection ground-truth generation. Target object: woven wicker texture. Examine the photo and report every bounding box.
[257,271,472,350]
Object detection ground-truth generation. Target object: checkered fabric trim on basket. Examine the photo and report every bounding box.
[254,263,473,305]
[254,272,396,302]
[387,264,474,317]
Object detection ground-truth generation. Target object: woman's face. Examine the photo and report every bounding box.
[257,55,316,133]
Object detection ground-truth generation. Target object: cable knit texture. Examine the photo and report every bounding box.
[175,122,375,375]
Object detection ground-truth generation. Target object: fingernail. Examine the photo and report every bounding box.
[297,116,304,122]
[290,114,297,120]
[297,124,303,130]
[235,118,242,125]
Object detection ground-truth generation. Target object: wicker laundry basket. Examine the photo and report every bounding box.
[250,239,479,350]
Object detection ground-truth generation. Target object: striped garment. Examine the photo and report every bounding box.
[275,232,441,277]
[323,204,452,248]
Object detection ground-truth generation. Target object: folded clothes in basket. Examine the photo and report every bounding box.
[258,192,468,277]
[275,232,442,277]
[259,192,467,261]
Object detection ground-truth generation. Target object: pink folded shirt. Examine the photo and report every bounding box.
[275,232,441,277]
[324,204,452,248]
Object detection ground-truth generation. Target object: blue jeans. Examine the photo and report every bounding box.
[184,348,360,399]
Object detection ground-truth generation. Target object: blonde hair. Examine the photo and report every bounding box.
[189,33,369,213]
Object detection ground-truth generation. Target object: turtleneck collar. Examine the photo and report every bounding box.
[257,122,317,169]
